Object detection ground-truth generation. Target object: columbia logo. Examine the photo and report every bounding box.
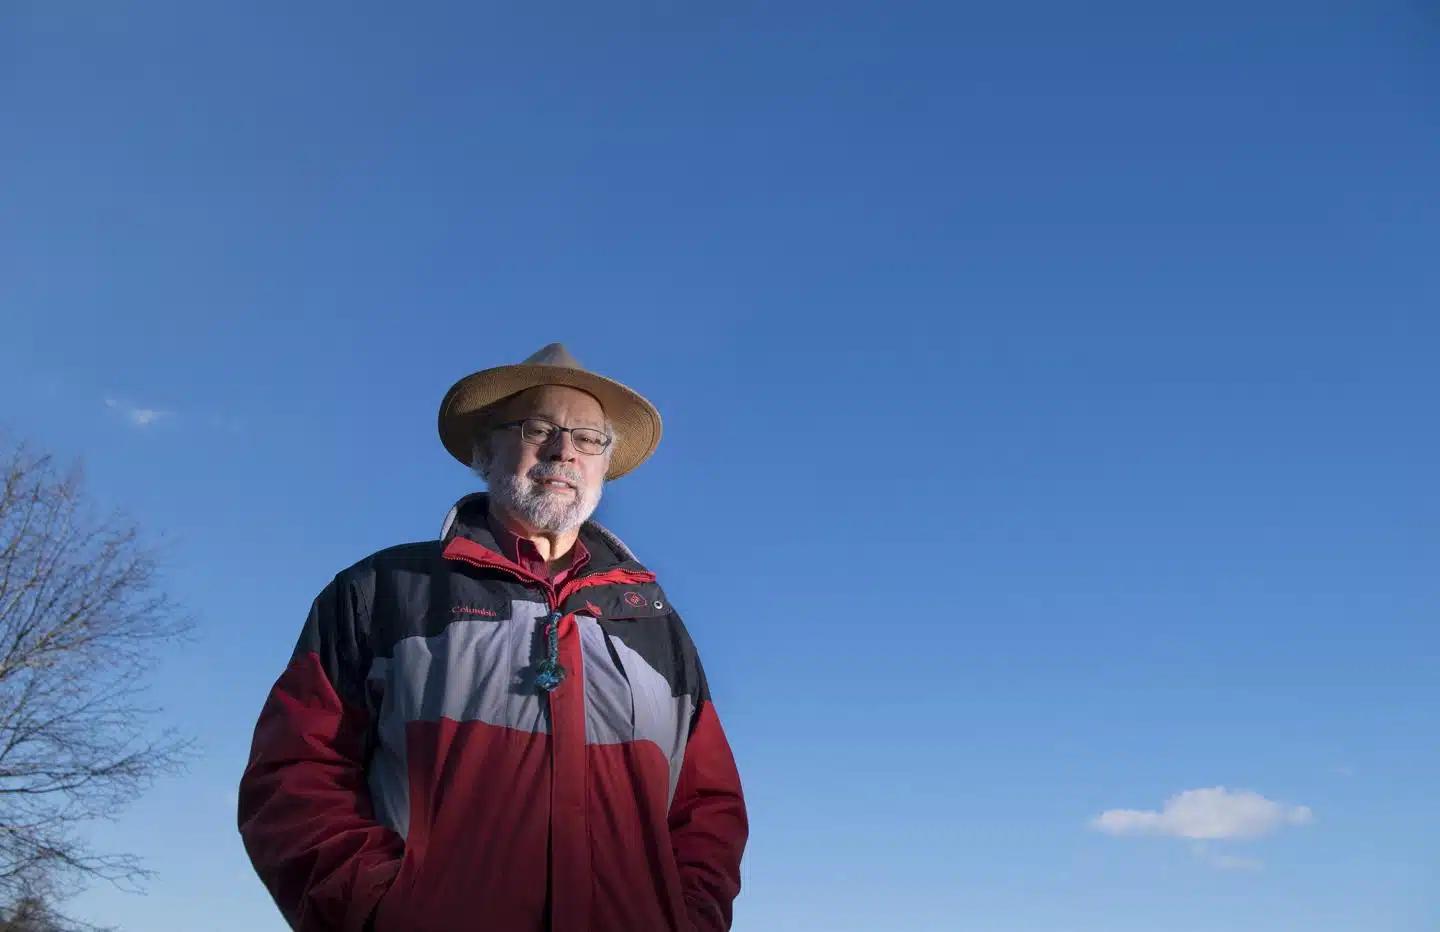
[451,605,498,618]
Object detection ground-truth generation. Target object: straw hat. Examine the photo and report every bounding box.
[437,343,662,480]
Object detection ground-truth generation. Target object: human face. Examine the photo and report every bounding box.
[474,385,611,534]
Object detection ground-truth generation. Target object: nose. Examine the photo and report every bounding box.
[539,429,579,462]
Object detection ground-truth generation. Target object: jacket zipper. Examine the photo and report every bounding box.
[441,537,660,932]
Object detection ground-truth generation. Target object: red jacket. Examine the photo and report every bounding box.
[238,495,747,931]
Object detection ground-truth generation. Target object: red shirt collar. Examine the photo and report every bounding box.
[486,510,591,584]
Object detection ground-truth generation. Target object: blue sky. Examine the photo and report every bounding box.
[2,2,1437,930]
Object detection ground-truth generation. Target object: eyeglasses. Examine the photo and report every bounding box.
[497,418,612,456]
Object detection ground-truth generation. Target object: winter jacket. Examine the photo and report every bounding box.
[238,494,748,932]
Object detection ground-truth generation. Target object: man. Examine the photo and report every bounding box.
[238,344,748,932]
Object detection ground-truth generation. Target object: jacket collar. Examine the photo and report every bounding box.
[438,492,641,574]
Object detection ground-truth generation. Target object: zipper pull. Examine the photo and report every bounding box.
[534,610,567,692]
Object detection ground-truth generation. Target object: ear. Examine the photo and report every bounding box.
[470,436,492,478]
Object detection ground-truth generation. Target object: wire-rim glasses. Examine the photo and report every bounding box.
[497,418,612,456]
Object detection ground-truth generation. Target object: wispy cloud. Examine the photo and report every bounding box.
[1091,786,1313,841]
[104,396,172,429]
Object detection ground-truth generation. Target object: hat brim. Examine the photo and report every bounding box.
[438,363,662,480]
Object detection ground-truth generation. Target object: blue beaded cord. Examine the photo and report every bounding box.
[534,611,567,692]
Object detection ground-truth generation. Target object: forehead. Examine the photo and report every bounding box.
[504,385,606,426]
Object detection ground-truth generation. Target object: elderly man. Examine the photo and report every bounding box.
[238,344,748,932]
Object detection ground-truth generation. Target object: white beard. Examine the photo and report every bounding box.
[478,461,602,534]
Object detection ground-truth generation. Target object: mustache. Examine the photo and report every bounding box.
[527,464,583,486]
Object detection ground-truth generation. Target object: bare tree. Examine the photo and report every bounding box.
[0,893,66,931]
[0,435,191,927]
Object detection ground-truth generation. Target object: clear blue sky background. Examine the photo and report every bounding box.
[2,3,1437,930]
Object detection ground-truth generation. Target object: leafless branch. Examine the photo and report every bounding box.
[0,434,192,924]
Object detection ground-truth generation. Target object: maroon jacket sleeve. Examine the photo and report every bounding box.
[238,574,405,932]
[667,653,748,932]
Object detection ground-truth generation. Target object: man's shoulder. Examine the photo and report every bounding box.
[333,539,444,583]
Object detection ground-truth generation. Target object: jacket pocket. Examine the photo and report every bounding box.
[579,619,639,745]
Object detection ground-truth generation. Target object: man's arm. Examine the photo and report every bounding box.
[667,623,748,932]
[238,574,404,932]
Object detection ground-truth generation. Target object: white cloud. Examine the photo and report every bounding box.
[104,396,172,429]
[1091,786,1313,841]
